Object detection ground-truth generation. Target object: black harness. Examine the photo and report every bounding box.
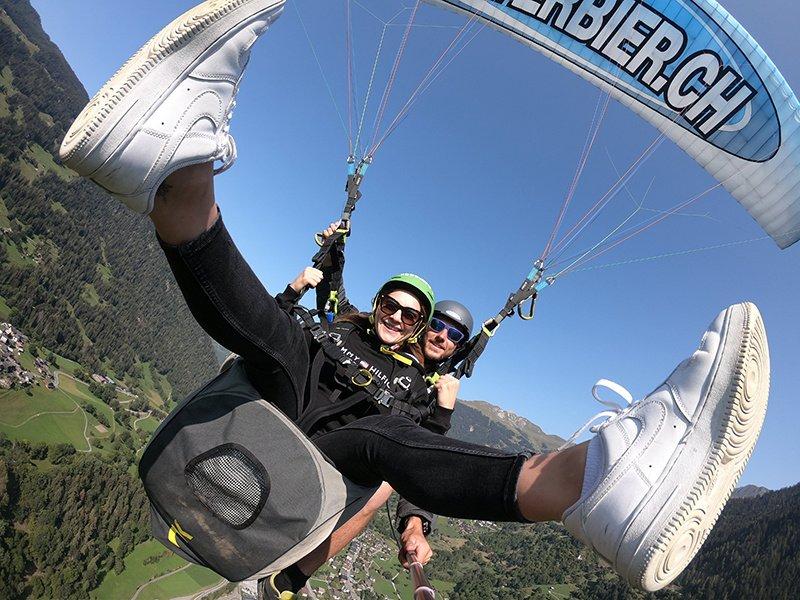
[292,306,435,424]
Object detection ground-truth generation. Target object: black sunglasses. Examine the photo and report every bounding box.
[429,317,466,344]
[377,295,423,326]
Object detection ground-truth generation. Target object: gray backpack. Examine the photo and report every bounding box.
[138,358,377,581]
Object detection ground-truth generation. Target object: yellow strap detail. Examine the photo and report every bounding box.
[380,346,413,366]
[168,520,193,547]
[426,372,441,385]
[269,573,299,600]
[481,319,499,337]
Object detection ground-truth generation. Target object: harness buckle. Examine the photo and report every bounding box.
[373,389,394,407]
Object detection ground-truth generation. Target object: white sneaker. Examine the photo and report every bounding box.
[59,0,286,214]
[563,302,769,591]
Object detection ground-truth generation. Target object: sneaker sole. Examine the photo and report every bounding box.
[59,0,284,172]
[636,302,769,591]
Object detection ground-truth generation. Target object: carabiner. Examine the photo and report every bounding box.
[517,295,536,320]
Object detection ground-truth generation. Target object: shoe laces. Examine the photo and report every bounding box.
[214,98,238,175]
[557,379,636,451]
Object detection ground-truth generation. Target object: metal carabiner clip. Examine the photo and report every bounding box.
[517,294,537,320]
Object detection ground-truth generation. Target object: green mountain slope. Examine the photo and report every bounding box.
[0,0,217,401]
[678,482,800,599]
[450,399,564,453]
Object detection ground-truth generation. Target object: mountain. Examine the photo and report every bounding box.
[731,484,771,499]
[1,3,796,600]
[450,399,564,453]
[0,0,217,400]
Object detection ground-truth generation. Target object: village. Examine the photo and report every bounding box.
[0,322,39,389]
[0,321,136,397]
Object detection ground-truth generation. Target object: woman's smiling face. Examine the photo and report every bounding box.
[374,289,423,346]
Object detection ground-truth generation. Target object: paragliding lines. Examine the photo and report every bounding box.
[556,180,726,275]
[345,0,355,156]
[541,87,614,261]
[369,0,422,153]
[544,130,668,266]
[353,17,389,158]
[369,11,485,156]
[292,0,349,141]
[547,177,657,277]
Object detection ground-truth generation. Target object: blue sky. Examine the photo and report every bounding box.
[35,1,799,489]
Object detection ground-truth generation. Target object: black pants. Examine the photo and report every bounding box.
[160,214,528,522]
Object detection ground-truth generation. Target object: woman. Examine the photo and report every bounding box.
[59,1,770,594]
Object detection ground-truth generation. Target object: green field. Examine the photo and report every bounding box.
[372,557,413,598]
[0,386,88,449]
[0,65,16,91]
[2,237,33,267]
[137,362,165,405]
[54,353,82,376]
[90,540,186,600]
[0,294,12,320]
[0,194,9,228]
[0,367,117,451]
[135,416,159,434]
[135,564,223,600]
[0,385,75,423]
[97,262,113,283]
[17,156,39,182]
[0,91,9,118]
[81,282,102,307]
[26,143,75,182]
[17,347,36,372]
[59,374,116,436]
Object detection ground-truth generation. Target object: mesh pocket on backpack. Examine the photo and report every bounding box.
[185,444,270,529]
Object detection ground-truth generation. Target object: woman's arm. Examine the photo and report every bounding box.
[315,222,358,316]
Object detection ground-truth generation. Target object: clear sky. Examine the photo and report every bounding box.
[33,1,800,489]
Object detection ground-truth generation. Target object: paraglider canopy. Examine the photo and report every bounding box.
[422,0,800,248]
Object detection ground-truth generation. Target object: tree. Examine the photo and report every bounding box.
[30,442,48,460]
[47,443,75,465]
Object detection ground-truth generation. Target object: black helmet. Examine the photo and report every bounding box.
[433,300,473,339]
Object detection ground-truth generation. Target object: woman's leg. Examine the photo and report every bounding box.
[147,163,309,418]
[149,162,217,245]
[313,414,580,523]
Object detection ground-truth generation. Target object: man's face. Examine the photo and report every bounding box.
[423,316,463,363]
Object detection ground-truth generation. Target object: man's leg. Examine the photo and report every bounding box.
[262,485,394,598]
[297,483,395,575]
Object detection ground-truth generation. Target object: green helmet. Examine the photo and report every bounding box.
[377,273,436,324]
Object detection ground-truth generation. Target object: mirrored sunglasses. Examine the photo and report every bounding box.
[429,317,465,344]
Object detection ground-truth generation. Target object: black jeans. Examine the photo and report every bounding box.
[160,214,529,522]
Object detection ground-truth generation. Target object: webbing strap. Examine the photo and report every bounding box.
[310,160,369,272]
